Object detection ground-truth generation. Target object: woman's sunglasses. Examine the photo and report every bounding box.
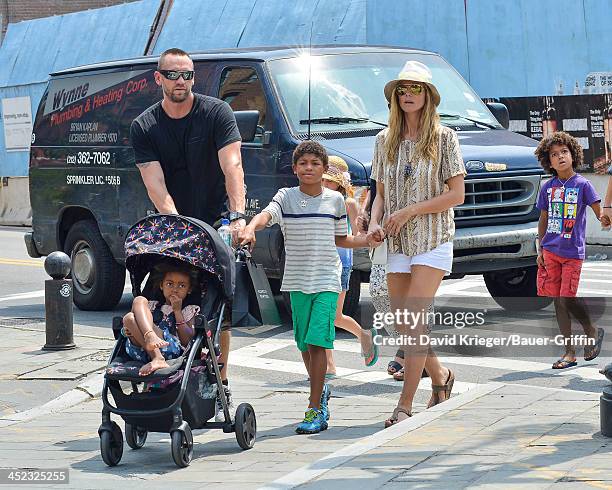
[396,84,424,96]
[158,70,195,81]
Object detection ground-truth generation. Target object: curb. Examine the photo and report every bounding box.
[0,372,104,428]
[259,382,504,490]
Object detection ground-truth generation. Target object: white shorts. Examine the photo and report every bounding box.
[387,241,453,275]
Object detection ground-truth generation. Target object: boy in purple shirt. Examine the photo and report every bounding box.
[535,131,604,369]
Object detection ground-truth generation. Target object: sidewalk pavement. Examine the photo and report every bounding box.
[0,323,611,489]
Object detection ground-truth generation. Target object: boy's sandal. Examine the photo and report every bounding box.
[584,328,605,361]
[427,369,455,409]
[552,358,577,369]
[387,360,403,375]
[384,407,412,428]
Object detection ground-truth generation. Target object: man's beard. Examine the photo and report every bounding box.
[164,85,191,103]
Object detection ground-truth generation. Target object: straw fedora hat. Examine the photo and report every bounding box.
[384,60,440,107]
[323,156,352,195]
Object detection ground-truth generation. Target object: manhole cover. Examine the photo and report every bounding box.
[0,317,45,326]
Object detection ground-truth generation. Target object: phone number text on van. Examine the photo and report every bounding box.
[66,152,112,165]
[66,175,121,186]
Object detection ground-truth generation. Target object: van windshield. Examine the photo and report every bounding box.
[267,52,501,133]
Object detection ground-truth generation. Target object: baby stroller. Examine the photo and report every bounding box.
[98,214,256,467]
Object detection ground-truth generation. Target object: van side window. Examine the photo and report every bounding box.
[219,67,267,144]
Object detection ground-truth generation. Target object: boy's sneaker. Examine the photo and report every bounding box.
[215,384,236,422]
[320,383,331,421]
[295,408,328,434]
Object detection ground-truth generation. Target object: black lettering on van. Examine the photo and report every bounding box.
[52,83,90,111]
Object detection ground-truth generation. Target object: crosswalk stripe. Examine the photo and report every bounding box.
[230,352,477,394]
[231,331,608,388]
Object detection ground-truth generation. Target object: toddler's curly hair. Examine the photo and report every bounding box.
[534,131,583,175]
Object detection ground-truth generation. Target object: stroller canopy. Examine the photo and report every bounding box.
[124,214,235,300]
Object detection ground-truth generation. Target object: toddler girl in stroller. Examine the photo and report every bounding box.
[99,214,256,468]
[122,264,199,376]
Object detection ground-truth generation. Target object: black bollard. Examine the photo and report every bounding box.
[602,387,612,437]
[601,363,612,437]
[42,251,76,350]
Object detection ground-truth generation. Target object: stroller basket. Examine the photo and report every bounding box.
[107,366,217,433]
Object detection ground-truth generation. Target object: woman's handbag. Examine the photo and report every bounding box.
[369,239,387,265]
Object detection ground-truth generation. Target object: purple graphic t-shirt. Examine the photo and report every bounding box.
[536,173,600,259]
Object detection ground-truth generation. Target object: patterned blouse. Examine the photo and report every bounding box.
[370,125,466,256]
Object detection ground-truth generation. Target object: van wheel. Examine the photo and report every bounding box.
[483,266,552,311]
[64,220,125,311]
[342,272,361,318]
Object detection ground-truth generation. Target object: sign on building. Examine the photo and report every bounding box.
[2,96,33,152]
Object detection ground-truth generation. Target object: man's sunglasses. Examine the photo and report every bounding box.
[396,84,424,96]
[158,70,195,81]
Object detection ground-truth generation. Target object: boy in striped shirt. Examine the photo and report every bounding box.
[241,141,382,434]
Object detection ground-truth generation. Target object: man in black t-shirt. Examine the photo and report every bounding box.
[130,47,245,421]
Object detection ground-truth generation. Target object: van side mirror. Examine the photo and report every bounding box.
[486,102,509,130]
[234,110,259,142]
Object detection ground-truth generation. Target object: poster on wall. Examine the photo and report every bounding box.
[1,96,33,152]
[485,94,612,174]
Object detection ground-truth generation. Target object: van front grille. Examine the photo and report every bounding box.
[455,175,541,220]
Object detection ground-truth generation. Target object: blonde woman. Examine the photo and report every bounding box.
[369,61,466,427]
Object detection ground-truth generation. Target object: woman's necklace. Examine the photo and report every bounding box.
[556,173,576,189]
[299,189,322,208]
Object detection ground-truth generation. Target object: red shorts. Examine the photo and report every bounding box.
[537,249,583,297]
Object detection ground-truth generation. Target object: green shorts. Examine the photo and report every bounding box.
[289,291,338,352]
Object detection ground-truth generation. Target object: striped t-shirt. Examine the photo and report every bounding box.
[263,187,348,294]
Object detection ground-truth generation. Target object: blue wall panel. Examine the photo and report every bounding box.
[366,0,469,80]
[0,0,157,87]
[466,0,611,98]
[582,0,612,78]
[153,0,367,53]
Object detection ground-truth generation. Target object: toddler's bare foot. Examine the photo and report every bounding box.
[143,330,168,351]
[139,358,169,376]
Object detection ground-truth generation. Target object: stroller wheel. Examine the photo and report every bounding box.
[100,422,123,466]
[171,425,193,467]
[235,403,256,450]
[125,423,147,450]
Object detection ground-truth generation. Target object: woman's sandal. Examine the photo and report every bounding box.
[387,360,403,375]
[393,367,430,381]
[384,407,412,428]
[427,369,455,408]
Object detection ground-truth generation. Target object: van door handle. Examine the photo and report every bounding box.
[263,131,272,146]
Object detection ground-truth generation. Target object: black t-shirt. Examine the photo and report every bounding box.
[130,94,241,225]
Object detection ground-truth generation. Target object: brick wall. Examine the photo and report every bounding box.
[1,0,145,40]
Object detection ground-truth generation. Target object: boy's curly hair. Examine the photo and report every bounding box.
[534,131,583,175]
[292,140,328,166]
